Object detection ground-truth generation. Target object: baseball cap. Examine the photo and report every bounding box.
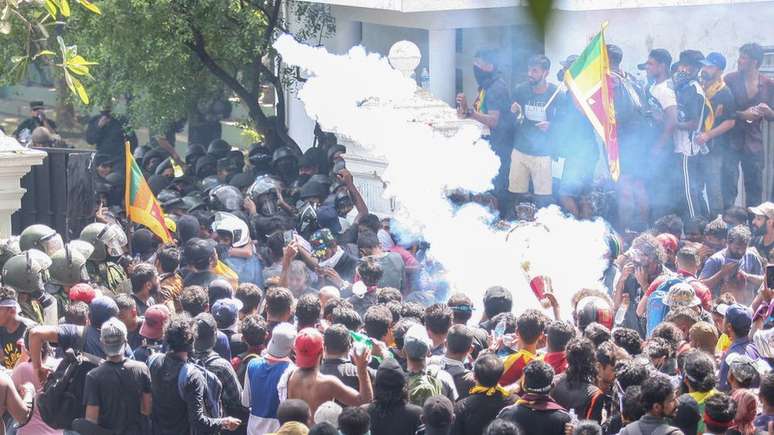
[29,101,45,111]
[268,322,296,358]
[678,49,705,68]
[718,303,753,332]
[310,228,337,259]
[638,48,672,70]
[484,286,513,304]
[402,324,431,360]
[701,52,727,71]
[664,282,702,308]
[69,283,96,304]
[314,401,342,428]
[726,353,760,385]
[193,313,218,352]
[140,304,171,340]
[294,327,324,369]
[184,238,216,267]
[100,317,127,357]
[560,54,579,69]
[90,296,119,329]
[748,201,774,220]
[375,357,407,390]
[212,298,243,331]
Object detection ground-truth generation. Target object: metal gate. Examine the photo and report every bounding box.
[11,147,96,241]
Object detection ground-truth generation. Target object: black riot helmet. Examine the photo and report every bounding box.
[209,184,244,212]
[207,139,231,160]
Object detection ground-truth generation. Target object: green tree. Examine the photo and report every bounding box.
[67,0,333,151]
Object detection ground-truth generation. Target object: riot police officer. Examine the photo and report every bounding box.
[79,222,131,297]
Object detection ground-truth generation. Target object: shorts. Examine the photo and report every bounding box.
[508,148,552,195]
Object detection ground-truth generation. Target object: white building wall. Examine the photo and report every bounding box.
[544,1,774,79]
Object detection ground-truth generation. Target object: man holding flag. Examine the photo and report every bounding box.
[124,141,173,244]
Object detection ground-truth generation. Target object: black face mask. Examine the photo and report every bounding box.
[700,71,714,83]
[473,66,493,86]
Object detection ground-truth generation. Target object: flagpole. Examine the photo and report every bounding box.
[543,82,565,110]
[124,140,133,258]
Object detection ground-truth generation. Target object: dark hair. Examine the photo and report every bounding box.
[114,293,136,313]
[622,386,645,422]
[573,420,602,435]
[683,350,716,393]
[296,293,321,328]
[323,298,348,321]
[165,315,194,353]
[651,322,683,353]
[422,395,454,430]
[385,301,402,323]
[565,338,597,384]
[612,328,642,356]
[676,247,698,268]
[447,292,474,323]
[240,314,267,347]
[665,306,699,327]
[654,214,684,238]
[208,280,233,305]
[523,359,554,392]
[616,359,650,390]
[446,324,473,355]
[180,285,208,316]
[266,287,293,317]
[64,301,89,325]
[364,305,392,340]
[761,372,774,406]
[595,341,617,368]
[740,42,764,67]
[393,318,419,350]
[483,419,523,435]
[338,406,370,435]
[130,263,157,294]
[0,286,16,302]
[425,304,453,336]
[727,224,752,245]
[324,323,351,355]
[474,353,504,388]
[236,283,262,314]
[376,287,402,304]
[704,393,736,433]
[277,399,310,425]
[645,337,671,362]
[400,302,425,323]
[331,306,362,331]
[684,217,708,237]
[474,48,499,67]
[490,312,516,335]
[528,54,551,71]
[357,256,383,286]
[705,217,728,240]
[640,374,674,411]
[546,320,576,352]
[309,423,338,435]
[156,244,180,273]
[517,309,545,345]
[583,322,611,347]
[357,230,380,251]
[483,286,512,318]
[359,215,381,234]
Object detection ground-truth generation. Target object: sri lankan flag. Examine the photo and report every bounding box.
[563,24,619,181]
[124,142,173,243]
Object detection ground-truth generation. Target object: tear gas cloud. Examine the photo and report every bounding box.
[275,34,610,318]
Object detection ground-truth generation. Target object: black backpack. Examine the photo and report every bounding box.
[38,345,103,430]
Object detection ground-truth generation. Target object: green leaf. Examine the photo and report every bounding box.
[66,54,97,76]
[77,0,101,15]
[43,0,57,17]
[33,50,57,60]
[59,0,70,17]
[71,76,90,104]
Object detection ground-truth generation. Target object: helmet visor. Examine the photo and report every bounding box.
[41,233,64,256]
[99,224,128,257]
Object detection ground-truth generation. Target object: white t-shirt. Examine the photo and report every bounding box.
[650,79,677,112]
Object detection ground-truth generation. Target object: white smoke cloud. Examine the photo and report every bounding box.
[275,34,610,319]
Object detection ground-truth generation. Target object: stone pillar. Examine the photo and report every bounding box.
[428,29,456,105]
[0,134,46,238]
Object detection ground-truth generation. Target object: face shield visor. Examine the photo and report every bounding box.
[39,233,64,256]
[98,224,128,257]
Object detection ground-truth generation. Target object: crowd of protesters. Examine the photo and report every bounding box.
[0,39,772,435]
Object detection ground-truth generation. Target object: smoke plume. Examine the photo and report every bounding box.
[275,34,610,319]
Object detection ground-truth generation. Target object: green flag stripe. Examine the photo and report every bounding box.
[128,160,144,203]
[568,32,603,78]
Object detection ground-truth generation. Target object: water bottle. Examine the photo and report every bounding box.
[494,319,506,339]
[568,408,579,425]
[420,68,430,89]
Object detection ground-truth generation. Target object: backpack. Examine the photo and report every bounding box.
[408,366,445,406]
[235,351,260,386]
[178,354,224,419]
[38,335,103,430]
[646,277,683,337]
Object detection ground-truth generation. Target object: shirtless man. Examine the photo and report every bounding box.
[286,327,373,415]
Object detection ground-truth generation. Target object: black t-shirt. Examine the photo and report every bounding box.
[452,393,513,435]
[498,403,572,435]
[183,270,220,288]
[550,375,605,421]
[708,86,736,149]
[57,324,133,359]
[367,402,423,435]
[753,235,774,262]
[84,359,152,434]
[0,317,37,369]
[512,82,559,156]
[478,76,514,151]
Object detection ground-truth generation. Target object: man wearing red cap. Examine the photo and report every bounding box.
[286,327,373,415]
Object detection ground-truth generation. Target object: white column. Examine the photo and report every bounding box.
[0,136,46,237]
[428,29,456,105]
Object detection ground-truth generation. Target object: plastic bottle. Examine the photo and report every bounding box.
[420,68,430,89]
[494,319,506,339]
[568,408,579,425]
[615,299,629,326]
